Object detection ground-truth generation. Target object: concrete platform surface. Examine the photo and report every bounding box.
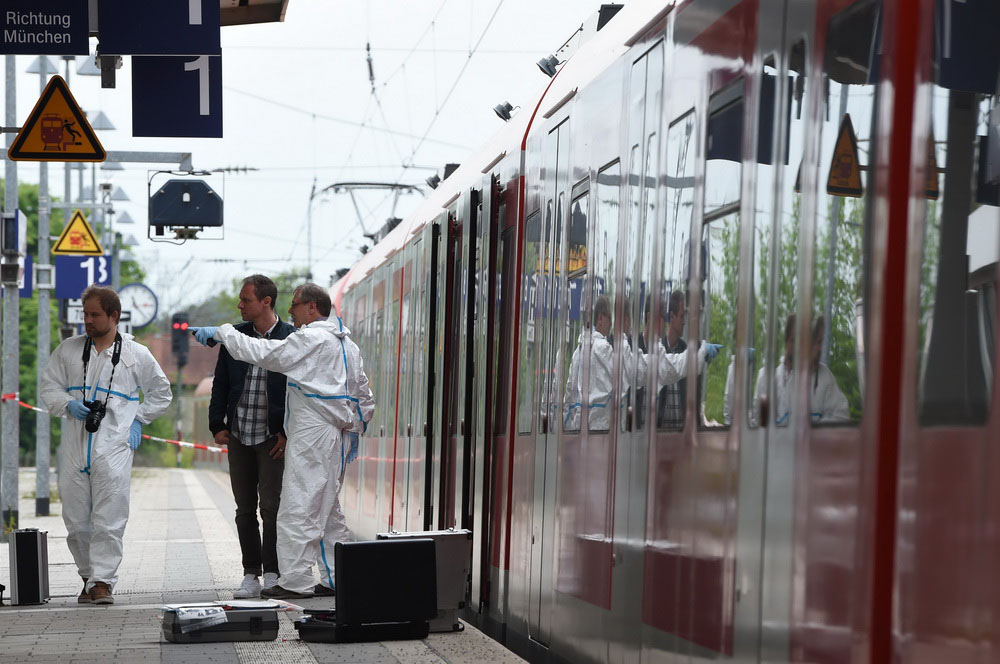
[0,467,525,664]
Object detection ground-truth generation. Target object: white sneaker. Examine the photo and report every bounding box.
[262,572,279,590]
[233,574,261,599]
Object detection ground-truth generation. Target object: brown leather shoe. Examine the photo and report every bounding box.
[78,578,91,604]
[90,582,113,605]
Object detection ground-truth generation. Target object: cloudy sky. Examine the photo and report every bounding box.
[9,0,589,316]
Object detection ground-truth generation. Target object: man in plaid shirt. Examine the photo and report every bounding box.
[209,275,296,598]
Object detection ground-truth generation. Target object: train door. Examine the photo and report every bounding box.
[527,119,569,646]
[360,274,387,538]
[379,262,400,532]
[403,227,433,533]
[470,175,500,611]
[430,211,450,529]
[341,284,368,527]
[390,256,413,531]
[609,36,664,664]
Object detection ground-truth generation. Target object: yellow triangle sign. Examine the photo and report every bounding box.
[8,76,106,162]
[925,133,939,200]
[826,113,864,198]
[52,210,104,256]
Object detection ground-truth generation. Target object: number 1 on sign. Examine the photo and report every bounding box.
[184,56,210,116]
[81,257,109,285]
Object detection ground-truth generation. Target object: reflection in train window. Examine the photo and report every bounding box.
[918,0,999,425]
[701,85,743,430]
[517,211,541,434]
[588,161,621,433]
[494,221,512,436]
[807,0,880,426]
[658,111,696,431]
[701,213,740,428]
[562,189,588,433]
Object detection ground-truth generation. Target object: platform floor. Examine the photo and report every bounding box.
[0,467,525,664]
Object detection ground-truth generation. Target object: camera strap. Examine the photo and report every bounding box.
[81,333,123,407]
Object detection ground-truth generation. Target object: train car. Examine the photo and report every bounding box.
[332,0,1000,662]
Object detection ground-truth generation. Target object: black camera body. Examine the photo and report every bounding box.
[83,399,107,433]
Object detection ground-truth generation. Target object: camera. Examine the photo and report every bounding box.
[83,399,107,433]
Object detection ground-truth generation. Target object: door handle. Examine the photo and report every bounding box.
[424,421,429,437]
[460,419,465,436]
[759,395,770,428]
[407,423,412,437]
[626,406,633,432]
[541,413,548,435]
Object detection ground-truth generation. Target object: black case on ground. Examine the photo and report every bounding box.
[162,608,279,643]
[8,528,49,605]
[294,538,437,643]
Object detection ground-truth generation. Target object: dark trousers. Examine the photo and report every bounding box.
[227,436,283,576]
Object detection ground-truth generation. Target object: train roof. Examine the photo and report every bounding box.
[332,1,672,309]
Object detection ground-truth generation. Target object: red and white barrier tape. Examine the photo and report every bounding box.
[0,392,227,454]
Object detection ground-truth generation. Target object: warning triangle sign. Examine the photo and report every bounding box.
[8,76,106,162]
[52,210,104,256]
[925,134,939,200]
[826,113,864,198]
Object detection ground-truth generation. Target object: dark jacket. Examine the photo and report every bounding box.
[208,318,296,437]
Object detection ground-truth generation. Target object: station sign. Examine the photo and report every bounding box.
[97,0,221,56]
[8,76,105,162]
[132,55,223,138]
[149,179,224,227]
[55,254,112,300]
[0,0,89,55]
[52,209,103,256]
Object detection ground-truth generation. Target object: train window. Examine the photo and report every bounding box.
[803,0,881,427]
[562,189,588,433]
[917,0,1000,425]
[588,160,621,433]
[657,112,696,431]
[494,219,512,435]
[701,84,744,429]
[517,211,541,434]
[704,83,743,216]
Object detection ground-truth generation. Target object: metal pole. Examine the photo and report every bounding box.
[175,367,183,467]
[307,178,315,280]
[60,60,73,495]
[821,84,850,365]
[112,232,121,290]
[35,59,52,516]
[2,54,20,538]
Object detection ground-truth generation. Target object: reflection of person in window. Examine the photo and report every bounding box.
[753,314,850,425]
[656,290,688,428]
[579,295,613,431]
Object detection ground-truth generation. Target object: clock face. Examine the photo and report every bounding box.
[117,283,158,329]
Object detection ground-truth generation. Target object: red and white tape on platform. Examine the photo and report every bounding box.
[0,392,227,454]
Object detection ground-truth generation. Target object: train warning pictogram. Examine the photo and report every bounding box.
[8,76,106,162]
[52,210,104,256]
[827,113,864,198]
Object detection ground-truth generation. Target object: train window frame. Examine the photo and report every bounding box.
[517,210,543,435]
[562,182,590,434]
[657,110,697,433]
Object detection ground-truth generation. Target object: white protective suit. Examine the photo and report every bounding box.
[40,333,172,592]
[571,331,706,431]
[213,318,374,593]
[752,358,850,425]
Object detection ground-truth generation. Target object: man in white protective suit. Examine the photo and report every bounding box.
[190,283,374,599]
[40,286,172,605]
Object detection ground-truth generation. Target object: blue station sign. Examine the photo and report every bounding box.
[0,0,89,55]
[98,0,221,56]
[55,254,112,300]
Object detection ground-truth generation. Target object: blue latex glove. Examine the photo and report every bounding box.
[129,419,143,451]
[345,431,360,465]
[704,342,723,361]
[189,326,219,346]
[67,399,90,421]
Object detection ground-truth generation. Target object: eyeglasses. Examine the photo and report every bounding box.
[290,300,307,309]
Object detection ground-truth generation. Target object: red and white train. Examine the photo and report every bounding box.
[332,0,1000,662]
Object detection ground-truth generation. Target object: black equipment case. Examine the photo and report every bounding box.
[294,538,437,643]
[8,528,49,605]
[162,604,279,643]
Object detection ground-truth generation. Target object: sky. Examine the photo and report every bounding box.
[8,0,590,318]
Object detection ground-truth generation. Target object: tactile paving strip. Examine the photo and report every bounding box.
[234,612,318,664]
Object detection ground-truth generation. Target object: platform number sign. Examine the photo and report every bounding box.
[55,254,112,300]
[131,55,222,138]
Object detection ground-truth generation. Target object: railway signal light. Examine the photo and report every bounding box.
[171,312,189,367]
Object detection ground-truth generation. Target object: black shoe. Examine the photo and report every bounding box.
[313,584,336,597]
[261,584,314,599]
